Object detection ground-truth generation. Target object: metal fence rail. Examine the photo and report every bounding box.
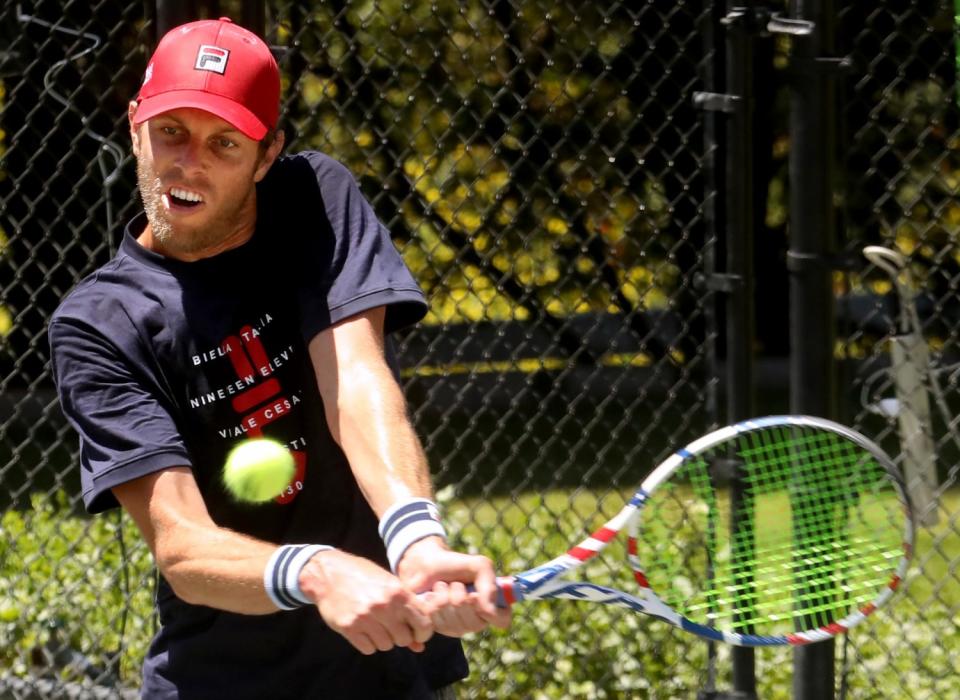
[0,1,957,698]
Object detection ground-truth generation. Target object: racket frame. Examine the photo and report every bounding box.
[495,415,915,647]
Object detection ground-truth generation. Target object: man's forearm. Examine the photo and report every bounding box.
[152,515,281,613]
[310,311,435,517]
[306,312,511,633]
[333,362,433,515]
[114,470,291,615]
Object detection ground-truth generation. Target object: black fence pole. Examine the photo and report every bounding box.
[695,4,766,697]
[722,7,758,697]
[696,2,726,691]
[787,0,839,697]
[700,0,727,439]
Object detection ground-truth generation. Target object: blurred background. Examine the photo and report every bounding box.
[0,0,958,698]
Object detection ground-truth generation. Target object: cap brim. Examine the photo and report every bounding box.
[134,90,268,141]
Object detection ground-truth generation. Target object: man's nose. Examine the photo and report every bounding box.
[175,137,207,172]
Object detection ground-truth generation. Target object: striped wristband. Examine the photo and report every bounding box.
[263,544,332,611]
[378,498,448,573]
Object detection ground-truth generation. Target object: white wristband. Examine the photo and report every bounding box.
[263,544,332,610]
[378,498,448,573]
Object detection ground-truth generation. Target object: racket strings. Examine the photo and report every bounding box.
[638,425,908,635]
[687,535,901,626]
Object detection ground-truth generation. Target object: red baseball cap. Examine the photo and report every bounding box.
[135,17,279,140]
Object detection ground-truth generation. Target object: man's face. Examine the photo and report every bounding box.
[128,105,280,259]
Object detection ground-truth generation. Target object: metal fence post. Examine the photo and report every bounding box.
[786,0,840,697]
[695,3,777,696]
[721,7,758,697]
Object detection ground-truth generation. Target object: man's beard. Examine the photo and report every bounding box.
[136,157,174,245]
[135,157,254,256]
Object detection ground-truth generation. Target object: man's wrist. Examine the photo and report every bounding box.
[263,544,332,610]
[378,497,448,573]
[395,535,450,577]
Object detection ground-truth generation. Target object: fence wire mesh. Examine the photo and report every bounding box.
[0,1,956,699]
[836,1,960,698]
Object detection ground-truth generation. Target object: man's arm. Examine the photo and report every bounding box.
[308,307,430,513]
[113,467,434,654]
[308,307,510,632]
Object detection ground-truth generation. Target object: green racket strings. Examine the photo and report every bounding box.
[639,426,907,635]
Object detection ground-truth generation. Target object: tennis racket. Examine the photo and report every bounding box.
[485,415,914,646]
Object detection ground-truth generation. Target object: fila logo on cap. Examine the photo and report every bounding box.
[195,45,230,74]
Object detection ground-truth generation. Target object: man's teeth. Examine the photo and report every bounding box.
[170,187,203,203]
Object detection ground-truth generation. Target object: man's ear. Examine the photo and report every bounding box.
[128,101,141,157]
[254,129,285,183]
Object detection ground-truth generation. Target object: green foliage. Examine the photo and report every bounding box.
[272,1,682,325]
[0,492,154,686]
[442,489,960,698]
[445,494,720,698]
[2,489,958,697]
[861,78,960,275]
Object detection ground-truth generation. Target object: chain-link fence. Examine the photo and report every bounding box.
[0,1,957,698]
[835,1,960,697]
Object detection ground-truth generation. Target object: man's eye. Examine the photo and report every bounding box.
[161,126,179,136]
[217,137,237,149]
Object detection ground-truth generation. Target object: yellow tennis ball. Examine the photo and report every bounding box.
[223,439,295,504]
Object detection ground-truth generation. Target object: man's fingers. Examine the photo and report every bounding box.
[384,619,414,649]
[358,596,434,652]
[343,614,420,654]
[447,580,468,606]
[348,631,377,656]
[384,598,432,649]
[462,576,512,629]
[395,543,514,635]
[448,582,487,631]
[428,581,489,636]
[307,549,440,654]
[407,607,434,645]
[368,624,396,653]
[467,566,503,618]
[394,590,434,645]
[482,604,513,630]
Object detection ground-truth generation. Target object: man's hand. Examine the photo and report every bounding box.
[397,537,512,636]
[299,549,434,655]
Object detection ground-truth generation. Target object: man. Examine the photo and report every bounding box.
[49,17,508,699]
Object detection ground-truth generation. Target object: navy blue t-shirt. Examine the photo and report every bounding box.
[49,151,467,699]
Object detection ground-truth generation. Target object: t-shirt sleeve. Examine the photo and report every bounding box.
[291,153,428,341]
[49,317,191,513]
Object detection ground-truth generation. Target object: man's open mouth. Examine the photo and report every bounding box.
[166,187,205,209]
